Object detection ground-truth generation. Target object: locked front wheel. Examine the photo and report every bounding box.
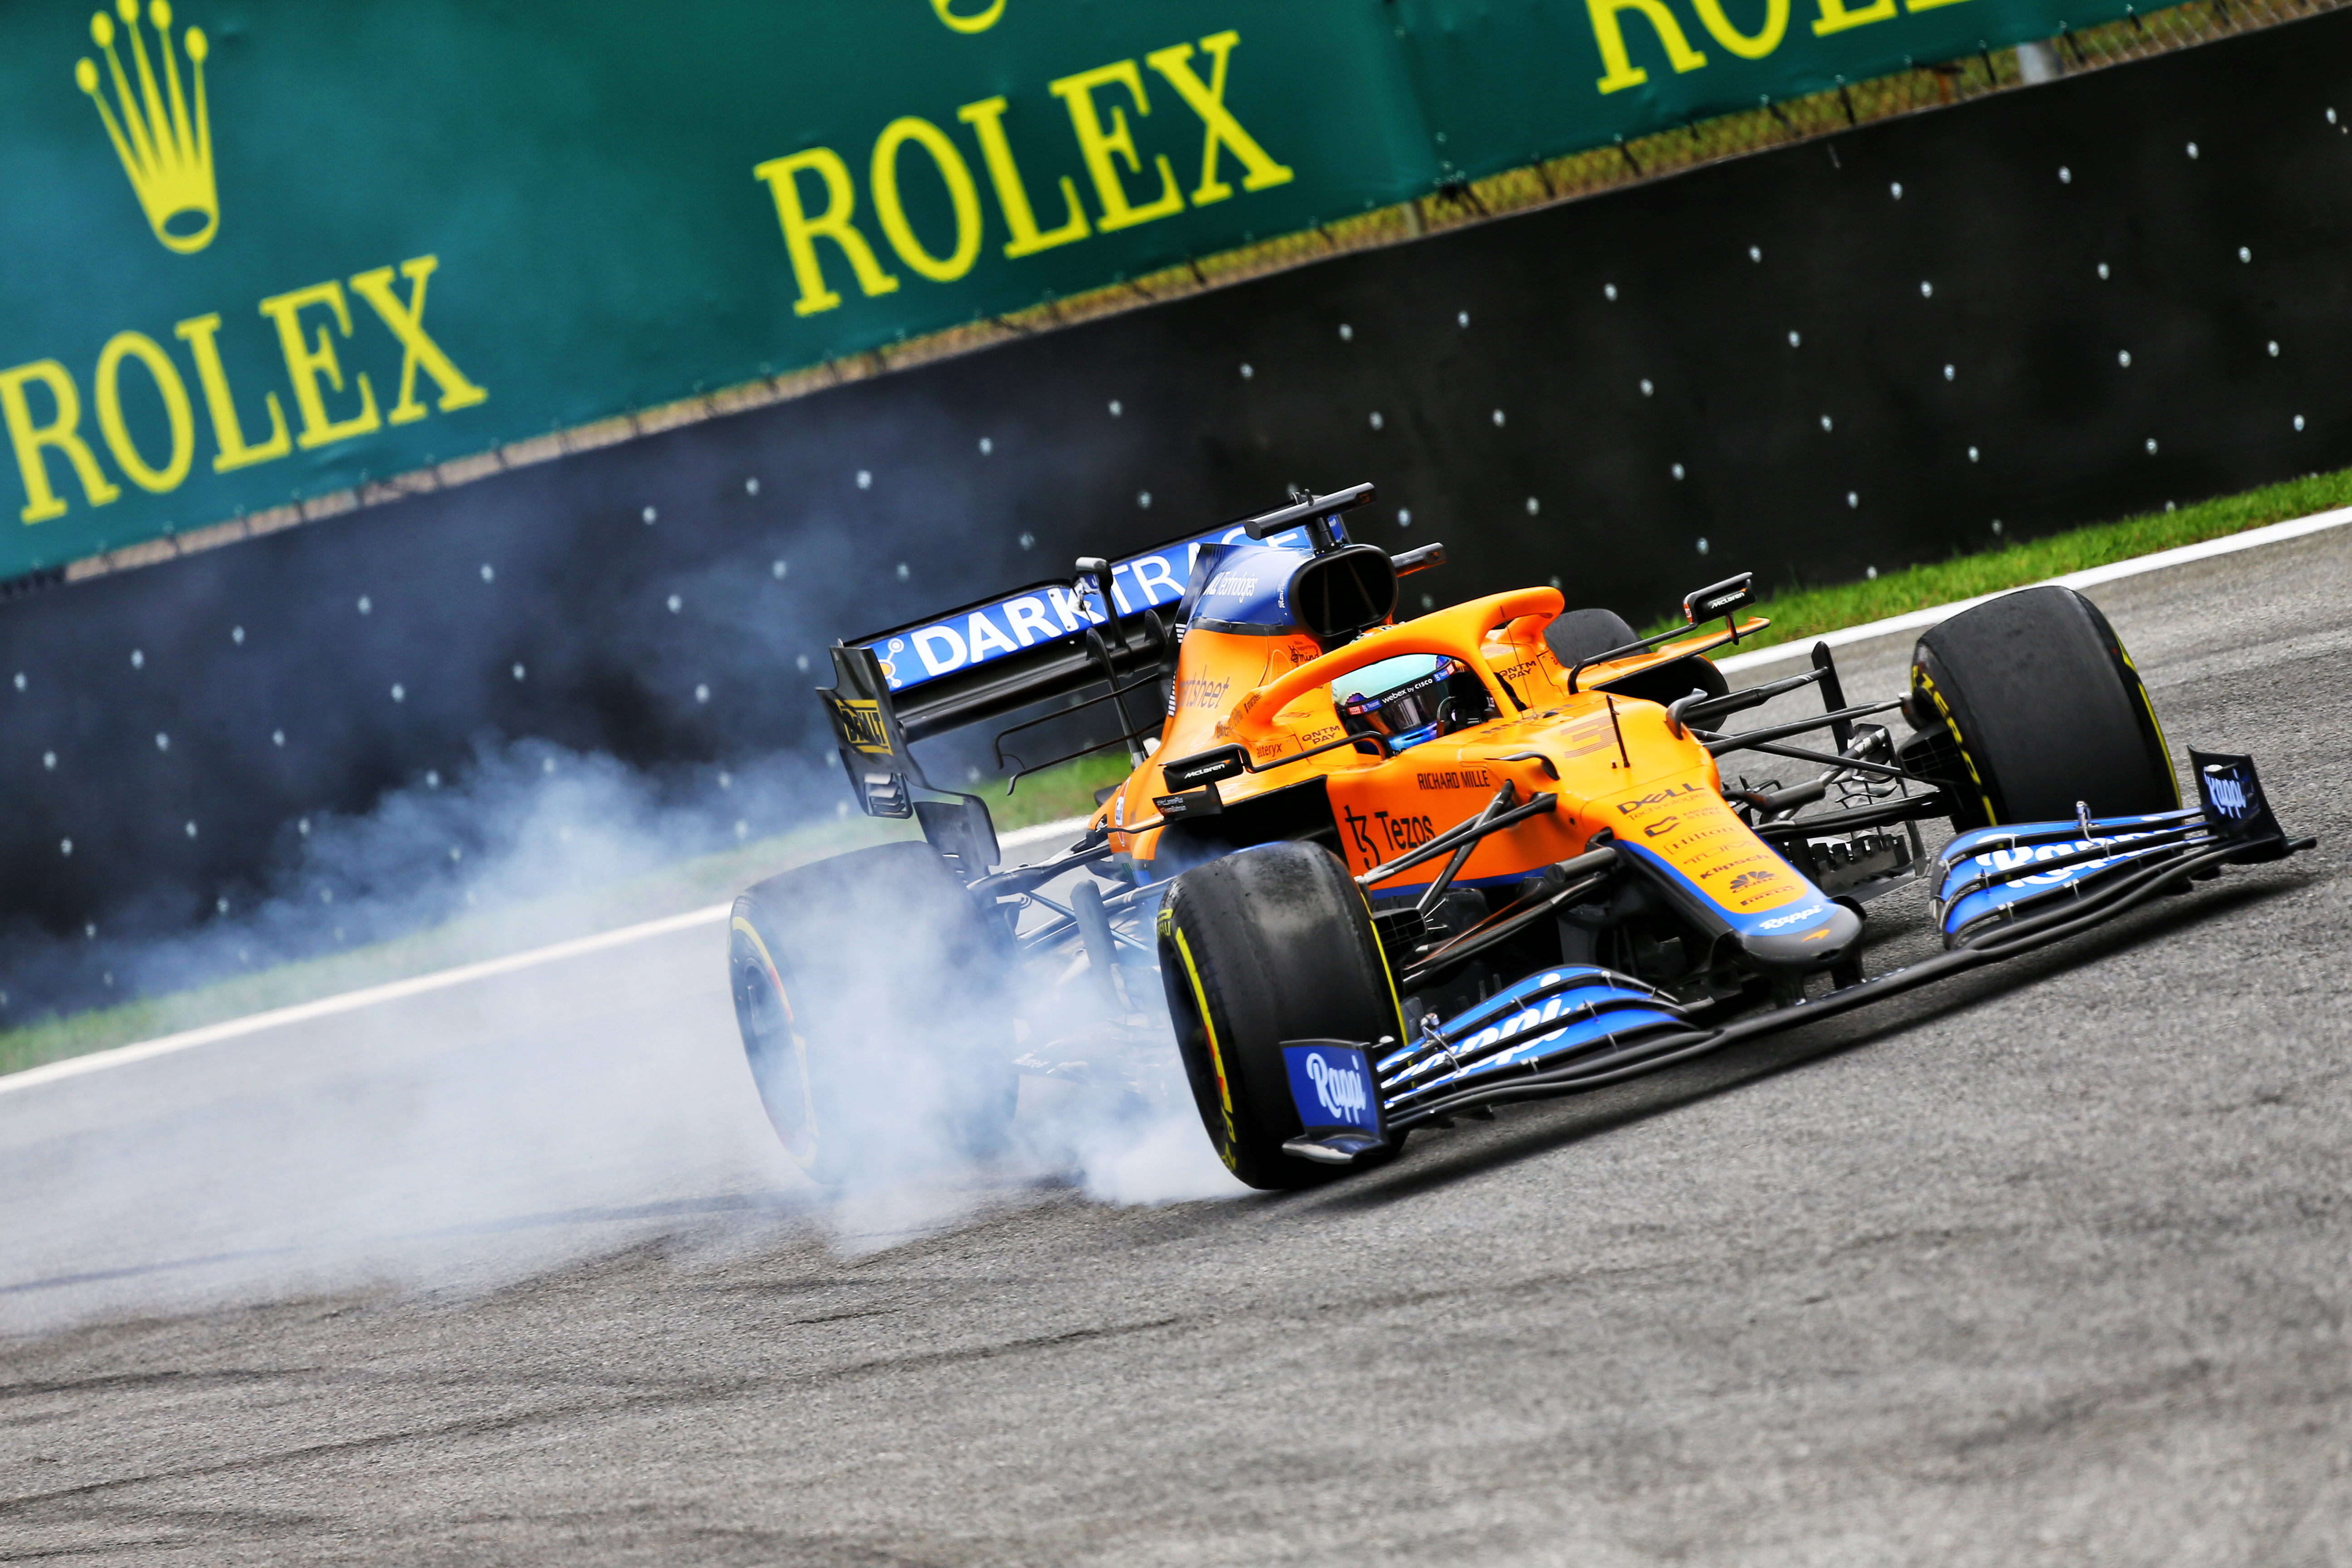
[1157,843,1404,1191]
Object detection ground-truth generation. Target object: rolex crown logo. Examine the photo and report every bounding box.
[75,0,216,255]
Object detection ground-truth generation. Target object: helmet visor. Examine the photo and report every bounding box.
[1338,654,1466,750]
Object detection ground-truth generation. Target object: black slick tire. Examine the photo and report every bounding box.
[1543,607,1638,666]
[1545,606,1726,704]
[1156,842,1405,1191]
[1910,585,2179,830]
[729,841,1016,1185]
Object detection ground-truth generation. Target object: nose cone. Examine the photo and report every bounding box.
[1736,898,1863,969]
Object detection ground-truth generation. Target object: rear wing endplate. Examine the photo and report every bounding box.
[819,644,998,880]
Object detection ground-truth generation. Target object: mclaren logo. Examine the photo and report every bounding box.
[77,0,218,255]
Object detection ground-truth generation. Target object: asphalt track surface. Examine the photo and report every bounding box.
[4,529,2348,1565]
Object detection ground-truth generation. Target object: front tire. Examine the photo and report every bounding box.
[1910,585,2180,830]
[730,842,1016,1185]
[1157,843,1405,1191]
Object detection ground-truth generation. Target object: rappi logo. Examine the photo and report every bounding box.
[2205,769,2254,819]
[1617,781,1706,817]
[1305,1052,1370,1125]
[1977,834,2146,886]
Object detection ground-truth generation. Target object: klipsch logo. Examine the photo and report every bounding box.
[77,0,218,255]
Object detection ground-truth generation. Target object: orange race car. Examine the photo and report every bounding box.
[729,483,2306,1189]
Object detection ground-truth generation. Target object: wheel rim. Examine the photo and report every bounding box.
[730,918,818,1167]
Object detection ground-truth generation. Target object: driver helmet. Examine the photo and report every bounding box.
[1337,653,1470,753]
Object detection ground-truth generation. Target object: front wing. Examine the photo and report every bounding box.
[1279,750,2312,1158]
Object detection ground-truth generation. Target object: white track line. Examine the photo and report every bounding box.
[4,821,1101,1095]
[1717,505,2352,673]
[999,815,1093,849]
[0,903,731,1096]
[11,509,2346,1094]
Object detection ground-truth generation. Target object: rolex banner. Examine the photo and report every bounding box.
[0,0,2127,580]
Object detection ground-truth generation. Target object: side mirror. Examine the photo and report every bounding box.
[1392,542,1448,577]
[1683,572,1755,623]
[1160,743,1249,789]
[1236,482,1376,542]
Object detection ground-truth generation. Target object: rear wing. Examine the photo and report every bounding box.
[817,641,1001,880]
[815,487,1371,872]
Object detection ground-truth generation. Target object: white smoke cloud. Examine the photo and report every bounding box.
[0,744,1241,1336]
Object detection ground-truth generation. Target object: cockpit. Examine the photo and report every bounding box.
[1333,652,1497,754]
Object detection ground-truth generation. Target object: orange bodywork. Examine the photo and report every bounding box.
[1097,588,1816,920]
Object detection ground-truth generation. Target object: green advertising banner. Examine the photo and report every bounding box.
[0,0,2127,580]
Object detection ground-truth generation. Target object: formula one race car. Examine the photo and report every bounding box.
[729,483,2310,1188]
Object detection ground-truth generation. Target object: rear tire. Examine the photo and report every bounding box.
[1545,606,1727,705]
[729,842,1017,1185]
[1910,585,2179,830]
[1157,843,1404,1191]
[1543,607,1638,666]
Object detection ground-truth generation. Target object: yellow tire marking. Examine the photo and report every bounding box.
[732,912,820,1170]
[1355,883,1407,1045]
[1916,667,1997,826]
[1171,926,1240,1164]
[2113,642,2184,808]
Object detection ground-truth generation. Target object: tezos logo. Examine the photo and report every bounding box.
[1757,902,1826,930]
[1305,1052,1368,1123]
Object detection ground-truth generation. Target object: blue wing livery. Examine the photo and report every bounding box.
[1283,1043,1380,1133]
[1377,967,1689,1106]
[858,521,1323,693]
[1933,807,2209,942]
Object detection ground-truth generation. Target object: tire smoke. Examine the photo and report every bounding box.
[1,741,1240,1337]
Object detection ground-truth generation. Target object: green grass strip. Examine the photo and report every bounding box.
[1652,465,2352,649]
[990,748,1132,833]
